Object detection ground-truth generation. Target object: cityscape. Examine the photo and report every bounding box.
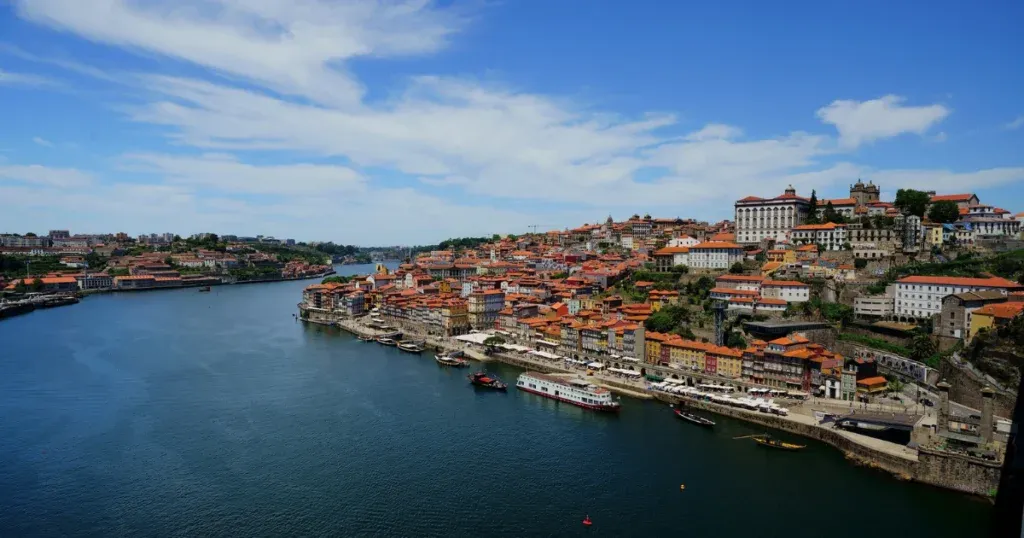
[2,1,1023,536]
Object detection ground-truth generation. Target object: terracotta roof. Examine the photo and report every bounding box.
[711,287,759,296]
[762,280,808,288]
[896,275,1020,288]
[654,246,690,255]
[821,198,857,206]
[857,376,888,386]
[930,193,975,202]
[692,241,741,249]
[973,302,1024,319]
[793,222,845,231]
[715,274,764,282]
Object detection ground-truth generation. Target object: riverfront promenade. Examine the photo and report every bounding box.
[330,316,919,461]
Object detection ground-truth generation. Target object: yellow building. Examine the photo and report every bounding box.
[922,224,943,247]
[645,332,668,364]
[711,346,743,378]
[968,302,1024,341]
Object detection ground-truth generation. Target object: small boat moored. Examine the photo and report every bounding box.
[468,371,507,391]
[674,407,715,427]
[198,286,211,292]
[357,335,375,342]
[753,435,805,451]
[435,354,470,367]
[376,337,397,346]
[397,342,425,354]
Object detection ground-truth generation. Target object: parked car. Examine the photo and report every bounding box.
[919,398,935,407]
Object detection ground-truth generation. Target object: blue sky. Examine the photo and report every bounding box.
[0,0,1022,245]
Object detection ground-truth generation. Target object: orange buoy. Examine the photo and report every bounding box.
[583,516,593,526]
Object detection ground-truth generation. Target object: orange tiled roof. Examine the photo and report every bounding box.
[974,302,1024,319]
[930,193,975,202]
[692,241,741,249]
[897,275,1020,288]
[822,197,857,206]
[654,246,690,255]
[793,222,845,231]
[857,376,888,386]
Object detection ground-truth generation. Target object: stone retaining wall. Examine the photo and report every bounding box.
[939,356,1017,419]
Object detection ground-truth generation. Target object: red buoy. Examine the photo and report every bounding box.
[582,516,592,526]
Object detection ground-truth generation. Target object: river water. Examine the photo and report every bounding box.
[0,264,992,537]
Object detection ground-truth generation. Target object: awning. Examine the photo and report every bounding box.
[587,362,605,369]
[529,350,561,360]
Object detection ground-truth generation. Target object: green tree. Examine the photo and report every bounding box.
[483,336,506,349]
[672,265,689,274]
[927,200,961,224]
[173,235,183,242]
[894,189,931,218]
[729,262,744,274]
[321,275,351,284]
[30,278,44,292]
[854,258,868,269]
[13,280,28,293]
[726,331,747,349]
[822,201,846,224]
[806,190,819,224]
[910,334,937,362]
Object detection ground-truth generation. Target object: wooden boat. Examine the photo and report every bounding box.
[674,408,715,427]
[435,354,469,367]
[753,435,805,451]
[468,371,507,391]
[397,342,425,354]
[356,335,374,342]
[376,337,397,346]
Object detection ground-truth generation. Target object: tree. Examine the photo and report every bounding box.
[173,235,183,242]
[321,275,351,284]
[729,262,744,274]
[822,202,846,224]
[483,336,506,349]
[854,258,868,269]
[927,200,961,224]
[726,331,747,349]
[887,377,906,394]
[672,265,689,274]
[30,278,44,292]
[806,190,819,224]
[894,189,930,218]
[909,334,937,362]
[491,234,501,241]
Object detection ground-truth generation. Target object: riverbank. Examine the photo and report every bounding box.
[317,313,1000,497]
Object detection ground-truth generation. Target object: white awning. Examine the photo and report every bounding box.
[454,333,492,345]
[529,350,561,360]
[535,340,559,347]
[587,362,605,369]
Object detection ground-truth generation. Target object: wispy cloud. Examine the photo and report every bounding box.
[0,163,93,187]
[816,95,950,148]
[0,68,54,87]
[1005,115,1024,131]
[32,136,53,147]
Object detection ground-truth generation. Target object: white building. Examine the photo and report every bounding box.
[964,205,1021,237]
[760,280,810,303]
[894,275,1020,320]
[816,198,857,219]
[790,223,848,251]
[687,242,744,270]
[667,235,700,248]
[734,186,810,244]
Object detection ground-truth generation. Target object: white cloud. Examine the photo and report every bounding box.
[7,1,1021,243]
[0,68,53,87]
[816,95,950,148]
[0,164,92,187]
[868,167,1024,193]
[684,123,742,141]
[14,0,463,106]
[32,137,53,147]
[120,153,366,195]
[1005,115,1024,130]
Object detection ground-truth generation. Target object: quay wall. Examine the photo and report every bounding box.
[654,392,999,496]
[938,356,1017,419]
[654,393,917,480]
[312,311,1000,497]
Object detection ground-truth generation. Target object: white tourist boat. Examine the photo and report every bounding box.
[516,372,620,412]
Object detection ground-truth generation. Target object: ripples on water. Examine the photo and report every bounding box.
[0,265,991,537]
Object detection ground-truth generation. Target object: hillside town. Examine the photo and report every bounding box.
[0,232,333,302]
[299,184,1024,496]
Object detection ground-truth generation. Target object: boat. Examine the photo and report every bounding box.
[198,286,211,292]
[753,435,805,451]
[376,337,397,346]
[356,335,374,342]
[674,407,715,427]
[582,516,592,527]
[397,342,425,354]
[468,371,507,391]
[516,372,620,412]
[435,354,469,367]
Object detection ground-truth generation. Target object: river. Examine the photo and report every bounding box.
[0,264,992,537]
